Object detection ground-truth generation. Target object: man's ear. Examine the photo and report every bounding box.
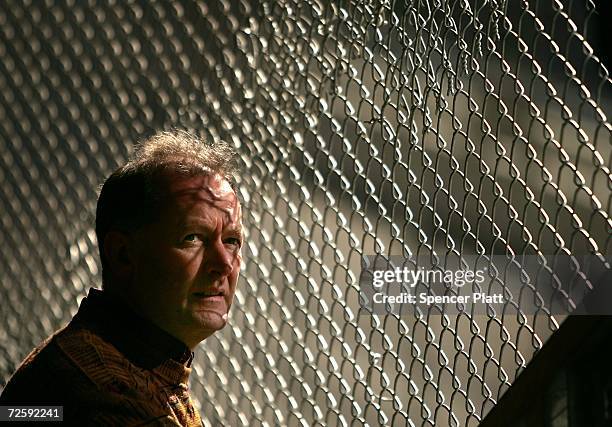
[103,231,134,282]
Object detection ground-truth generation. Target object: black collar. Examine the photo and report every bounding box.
[72,288,194,370]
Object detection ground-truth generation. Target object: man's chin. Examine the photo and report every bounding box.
[193,310,228,332]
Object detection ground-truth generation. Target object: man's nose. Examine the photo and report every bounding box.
[205,238,234,277]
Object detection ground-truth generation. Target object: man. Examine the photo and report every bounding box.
[0,130,243,425]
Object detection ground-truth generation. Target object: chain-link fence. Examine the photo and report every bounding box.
[0,1,610,425]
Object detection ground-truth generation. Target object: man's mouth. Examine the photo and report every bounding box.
[193,291,224,299]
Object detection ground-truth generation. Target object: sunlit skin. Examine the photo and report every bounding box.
[105,171,242,349]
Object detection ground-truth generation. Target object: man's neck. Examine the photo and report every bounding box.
[73,288,194,369]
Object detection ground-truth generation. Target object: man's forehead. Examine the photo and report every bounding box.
[159,171,235,198]
[157,171,242,223]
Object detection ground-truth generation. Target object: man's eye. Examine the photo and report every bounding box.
[183,234,201,242]
[224,237,242,247]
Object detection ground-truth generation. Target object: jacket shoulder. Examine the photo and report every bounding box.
[0,329,78,404]
[0,327,179,425]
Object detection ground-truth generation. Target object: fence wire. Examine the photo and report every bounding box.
[0,1,610,426]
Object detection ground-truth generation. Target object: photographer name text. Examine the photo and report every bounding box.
[373,292,504,305]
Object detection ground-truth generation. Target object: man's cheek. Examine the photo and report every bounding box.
[235,251,243,269]
[157,252,193,277]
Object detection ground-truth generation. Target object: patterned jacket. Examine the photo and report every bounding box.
[0,288,203,426]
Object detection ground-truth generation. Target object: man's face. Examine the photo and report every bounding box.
[125,171,242,348]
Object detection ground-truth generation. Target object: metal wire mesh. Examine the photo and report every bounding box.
[0,1,610,426]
